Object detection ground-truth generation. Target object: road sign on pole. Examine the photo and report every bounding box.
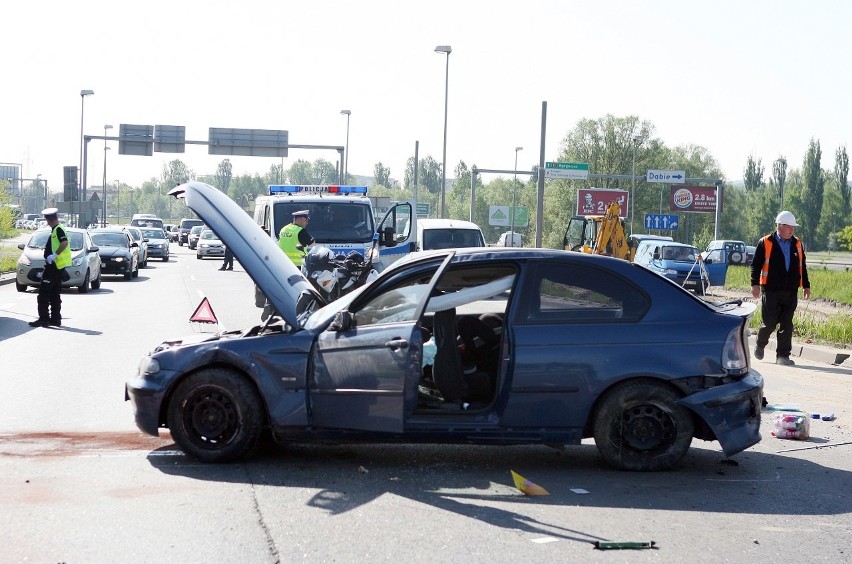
[545,161,589,180]
[646,170,686,184]
[644,213,679,231]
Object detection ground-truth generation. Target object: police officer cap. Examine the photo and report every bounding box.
[41,207,59,217]
[292,210,310,219]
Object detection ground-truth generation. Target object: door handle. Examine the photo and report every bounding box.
[385,338,408,350]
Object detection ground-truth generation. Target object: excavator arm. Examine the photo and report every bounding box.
[591,202,633,261]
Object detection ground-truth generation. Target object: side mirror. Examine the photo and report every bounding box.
[328,310,353,332]
[381,226,398,247]
[652,252,661,260]
[89,246,99,253]
[17,243,24,250]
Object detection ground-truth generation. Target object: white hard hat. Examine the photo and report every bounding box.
[775,210,799,226]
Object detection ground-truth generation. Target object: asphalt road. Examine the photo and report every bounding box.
[0,243,851,563]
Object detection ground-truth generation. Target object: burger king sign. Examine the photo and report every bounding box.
[669,185,719,213]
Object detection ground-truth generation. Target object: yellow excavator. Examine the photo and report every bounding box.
[562,202,634,261]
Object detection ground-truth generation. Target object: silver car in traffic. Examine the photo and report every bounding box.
[15,228,102,293]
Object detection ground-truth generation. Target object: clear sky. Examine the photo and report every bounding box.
[3,0,850,190]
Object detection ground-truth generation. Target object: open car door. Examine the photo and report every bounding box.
[310,254,453,433]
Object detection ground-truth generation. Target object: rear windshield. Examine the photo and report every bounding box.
[181,219,204,229]
[422,228,485,250]
[272,201,374,244]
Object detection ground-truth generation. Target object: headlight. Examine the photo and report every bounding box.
[72,256,84,267]
[114,257,125,263]
[137,356,160,375]
[665,269,678,275]
[18,256,32,266]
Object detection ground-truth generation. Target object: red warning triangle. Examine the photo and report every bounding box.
[189,297,218,324]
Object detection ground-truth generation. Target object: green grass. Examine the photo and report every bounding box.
[724,264,852,347]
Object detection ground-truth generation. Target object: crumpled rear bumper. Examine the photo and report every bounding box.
[679,370,764,456]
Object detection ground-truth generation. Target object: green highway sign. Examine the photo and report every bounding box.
[545,161,589,180]
[416,202,430,217]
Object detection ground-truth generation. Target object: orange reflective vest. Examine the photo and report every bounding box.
[759,236,804,286]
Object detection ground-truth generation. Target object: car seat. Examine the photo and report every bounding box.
[431,308,469,402]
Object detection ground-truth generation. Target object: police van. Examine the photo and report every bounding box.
[253,185,414,271]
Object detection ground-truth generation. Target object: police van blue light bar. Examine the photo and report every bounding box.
[268,185,369,195]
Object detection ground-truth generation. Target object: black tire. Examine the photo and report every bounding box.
[167,369,264,463]
[196,254,202,260]
[78,270,90,293]
[124,270,132,281]
[15,282,27,292]
[132,261,139,278]
[91,273,101,290]
[592,380,694,471]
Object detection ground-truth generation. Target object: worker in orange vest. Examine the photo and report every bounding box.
[750,211,811,366]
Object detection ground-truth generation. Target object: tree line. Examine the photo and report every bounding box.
[31,114,852,251]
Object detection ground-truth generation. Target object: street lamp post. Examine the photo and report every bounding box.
[775,157,788,209]
[102,124,113,226]
[630,134,643,234]
[340,110,351,183]
[115,180,120,225]
[435,45,452,218]
[510,146,523,247]
[78,89,94,227]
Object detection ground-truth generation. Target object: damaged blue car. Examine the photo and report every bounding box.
[126,181,762,471]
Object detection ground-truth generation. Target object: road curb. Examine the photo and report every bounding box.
[749,334,849,367]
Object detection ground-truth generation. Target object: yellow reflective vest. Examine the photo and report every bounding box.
[51,225,72,269]
[278,223,305,266]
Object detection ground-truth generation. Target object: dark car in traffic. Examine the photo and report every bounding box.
[178,218,204,246]
[90,228,139,280]
[127,182,763,472]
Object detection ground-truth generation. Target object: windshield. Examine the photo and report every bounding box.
[200,230,219,240]
[190,226,205,234]
[27,230,85,251]
[141,229,166,239]
[273,201,374,244]
[91,232,129,248]
[660,245,698,262]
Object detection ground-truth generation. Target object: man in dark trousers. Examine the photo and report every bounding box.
[219,245,234,270]
[29,208,71,327]
[750,210,811,365]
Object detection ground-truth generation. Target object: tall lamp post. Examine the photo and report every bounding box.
[775,157,787,210]
[102,124,113,226]
[435,45,452,218]
[115,179,120,225]
[510,146,523,247]
[630,134,643,234]
[340,109,351,183]
[78,89,94,227]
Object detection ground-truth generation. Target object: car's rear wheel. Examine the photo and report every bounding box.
[16,282,27,292]
[592,379,694,471]
[168,369,264,463]
[78,270,90,293]
[730,251,743,264]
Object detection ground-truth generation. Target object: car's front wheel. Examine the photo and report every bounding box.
[15,282,27,292]
[78,269,90,293]
[168,369,264,463]
[592,379,694,471]
[196,254,202,260]
[91,272,101,290]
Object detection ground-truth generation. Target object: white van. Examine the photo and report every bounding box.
[497,231,523,247]
[416,219,486,251]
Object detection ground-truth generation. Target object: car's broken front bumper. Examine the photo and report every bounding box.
[679,369,764,456]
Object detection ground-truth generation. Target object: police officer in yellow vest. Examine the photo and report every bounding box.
[750,210,811,366]
[29,208,71,327]
[278,210,314,267]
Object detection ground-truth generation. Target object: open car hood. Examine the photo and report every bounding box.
[169,181,318,328]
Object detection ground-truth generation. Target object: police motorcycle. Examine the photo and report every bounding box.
[301,244,378,305]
